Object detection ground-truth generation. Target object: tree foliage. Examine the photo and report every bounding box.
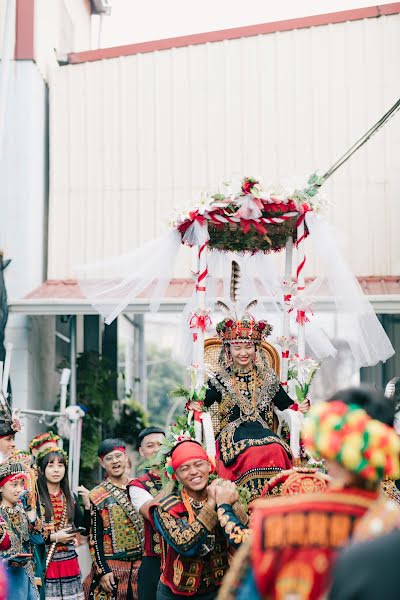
[113,397,148,447]
[75,351,117,475]
[146,344,186,427]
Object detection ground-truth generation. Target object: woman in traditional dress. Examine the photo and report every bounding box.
[190,314,308,500]
[36,447,90,600]
[0,460,40,600]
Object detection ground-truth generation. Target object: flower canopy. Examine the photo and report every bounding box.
[171,174,325,253]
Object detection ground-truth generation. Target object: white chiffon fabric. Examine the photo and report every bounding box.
[74,229,181,324]
[305,213,394,367]
[75,216,394,369]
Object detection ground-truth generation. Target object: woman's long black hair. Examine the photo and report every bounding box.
[37,450,75,523]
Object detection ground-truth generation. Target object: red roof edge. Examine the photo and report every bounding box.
[69,3,400,65]
[23,276,400,301]
[15,0,34,60]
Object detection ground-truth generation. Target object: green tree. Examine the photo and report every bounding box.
[75,351,117,480]
[146,344,186,427]
[113,397,148,447]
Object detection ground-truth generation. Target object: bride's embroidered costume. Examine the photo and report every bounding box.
[204,315,296,500]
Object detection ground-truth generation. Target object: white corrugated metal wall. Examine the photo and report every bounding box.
[48,13,400,279]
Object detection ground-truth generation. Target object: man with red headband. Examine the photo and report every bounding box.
[150,440,248,600]
[87,439,143,600]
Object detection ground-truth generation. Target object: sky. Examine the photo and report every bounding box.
[98,0,379,47]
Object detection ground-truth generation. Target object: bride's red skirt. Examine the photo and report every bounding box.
[216,442,292,500]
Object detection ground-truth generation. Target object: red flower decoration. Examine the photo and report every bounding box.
[257,322,266,331]
[241,177,259,195]
[225,319,234,328]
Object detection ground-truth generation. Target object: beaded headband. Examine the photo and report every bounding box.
[216,316,272,343]
[0,460,28,486]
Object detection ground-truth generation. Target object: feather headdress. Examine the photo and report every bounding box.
[215,260,272,343]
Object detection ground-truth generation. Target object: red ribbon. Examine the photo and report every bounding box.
[296,310,310,326]
[284,294,292,303]
[185,401,203,423]
[282,350,289,359]
[189,314,212,333]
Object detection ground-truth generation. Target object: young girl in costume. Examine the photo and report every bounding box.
[0,460,40,600]
[36,446,91,600]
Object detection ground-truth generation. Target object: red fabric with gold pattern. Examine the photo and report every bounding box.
[216,443,292,501]
[262,467,330,497]
[251,487,378,600]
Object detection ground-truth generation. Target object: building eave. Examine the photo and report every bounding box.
[9,294,400,316]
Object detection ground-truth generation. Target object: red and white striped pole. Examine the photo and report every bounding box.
[281,237,293,389]
[296,213,307,358]
[192,236,209,388]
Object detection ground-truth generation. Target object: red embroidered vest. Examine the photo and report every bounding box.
[154,494,229,597]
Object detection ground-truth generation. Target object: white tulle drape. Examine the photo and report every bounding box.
[74,229,181,325]
[305,212,394,367]
[75,216,394,369]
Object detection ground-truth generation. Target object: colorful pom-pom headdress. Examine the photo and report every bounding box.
[36,445,68,468]
[303,400,400,482]
[29,431,60,453]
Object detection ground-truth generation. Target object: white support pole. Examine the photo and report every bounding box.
[281,238,293,388]
[2,343,12,397]
[69,317,77,405]
[58,369,71,450]
[68,421,75,485]
[73,417,83,491]
[296,218,306,358]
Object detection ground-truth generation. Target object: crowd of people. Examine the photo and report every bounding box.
[0,313,399,600]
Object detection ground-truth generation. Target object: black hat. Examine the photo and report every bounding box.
[137,427,165,450]
[97,438,126,459]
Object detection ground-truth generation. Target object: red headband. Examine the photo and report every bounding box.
[171,441,213,472]
[99,446,127,460]
[0,473,27,487]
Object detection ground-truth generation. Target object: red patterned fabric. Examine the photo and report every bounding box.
[46,555,81,578]
[50,489,64,526]
[216,443,291,484]
[251,487,378,600]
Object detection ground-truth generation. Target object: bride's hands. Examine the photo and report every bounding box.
[187,401,203,412]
